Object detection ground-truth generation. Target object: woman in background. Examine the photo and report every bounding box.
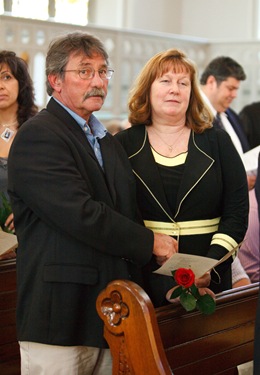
[0,50,37,256]
[116,48,249,307]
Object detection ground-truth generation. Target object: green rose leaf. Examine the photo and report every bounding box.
[180,292,196,311]
[170,285,183,299]
[190,283,199,296]
[196,294,216,315]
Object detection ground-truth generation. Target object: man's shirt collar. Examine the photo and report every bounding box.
[53,97,107,139]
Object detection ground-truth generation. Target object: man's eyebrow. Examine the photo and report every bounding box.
[227,85,239,89]
[78,63,92,67]
[78,63,108,68]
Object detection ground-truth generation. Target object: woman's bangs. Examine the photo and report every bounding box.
[158,59,190,77]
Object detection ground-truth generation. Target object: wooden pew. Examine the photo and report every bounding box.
[1,262,258,375]
[0,259,20,375]
[96,279,259,375]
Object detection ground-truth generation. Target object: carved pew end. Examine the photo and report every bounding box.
[96,279,173,375]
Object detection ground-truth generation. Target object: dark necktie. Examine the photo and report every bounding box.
[215,113,225,130]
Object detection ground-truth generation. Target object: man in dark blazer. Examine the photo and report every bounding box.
[7,32,177,375]
[200,56,255,190]
[225,107,250,153]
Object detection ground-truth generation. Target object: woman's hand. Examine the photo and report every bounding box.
[194,271,211,288]
[194,272,215,298]
[197,287,215,299]
[247,174,256,190]
[4,213,15,233]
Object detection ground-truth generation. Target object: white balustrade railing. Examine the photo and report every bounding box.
[1,14,260,120]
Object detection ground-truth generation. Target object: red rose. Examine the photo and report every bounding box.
[174,268,195,288]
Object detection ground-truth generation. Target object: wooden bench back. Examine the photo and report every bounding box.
[97,279,259,375]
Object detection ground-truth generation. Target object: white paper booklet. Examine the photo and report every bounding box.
[241,145,260,174]
[0,229,18,257]
[154,244,240,278]
[153,253,218,278]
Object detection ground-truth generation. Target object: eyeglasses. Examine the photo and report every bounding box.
[62,67,114,80]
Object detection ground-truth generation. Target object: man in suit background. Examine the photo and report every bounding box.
[200,56,259,293]
[7,31,177,375]
[200,56,255,190]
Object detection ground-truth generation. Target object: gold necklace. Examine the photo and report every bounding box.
[0,120,18,128]
[151,126,186,152]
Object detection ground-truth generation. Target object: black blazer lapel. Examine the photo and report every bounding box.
[46,98,101,165]
[225,108,250,152]
[130,135,172,216]
[175,132,214,216]
[99,135,117,204]
[127,127,214,220]
[116,126,215,220]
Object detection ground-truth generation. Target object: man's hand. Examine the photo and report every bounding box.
[153,233,178,265]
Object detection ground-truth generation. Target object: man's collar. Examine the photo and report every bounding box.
[52,97,107,138]
[200,89,217,117]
